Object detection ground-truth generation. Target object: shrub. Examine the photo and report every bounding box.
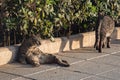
[0,0,120,46]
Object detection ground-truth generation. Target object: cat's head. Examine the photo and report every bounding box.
[29,34,41,46]
[98,10,105,17]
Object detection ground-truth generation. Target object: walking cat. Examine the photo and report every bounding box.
[17,34,70,67]
[94,11,115,53]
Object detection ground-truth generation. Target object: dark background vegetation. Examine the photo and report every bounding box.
[0,0,120,46]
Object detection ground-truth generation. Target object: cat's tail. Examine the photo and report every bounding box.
[55,58,70,67]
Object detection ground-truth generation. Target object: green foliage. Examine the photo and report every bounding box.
[1,0,120,39]
[91,0,120,19]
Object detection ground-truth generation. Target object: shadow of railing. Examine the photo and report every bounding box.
[111,39,120,44]
[6,45,19,63]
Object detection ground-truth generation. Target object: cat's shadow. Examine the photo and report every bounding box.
[59,34,84,52]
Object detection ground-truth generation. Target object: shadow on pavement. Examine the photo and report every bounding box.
[111,39,120,44]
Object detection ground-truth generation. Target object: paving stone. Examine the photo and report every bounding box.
[0,42,120,80]
[17,68,90,80]
[100,68,120,80]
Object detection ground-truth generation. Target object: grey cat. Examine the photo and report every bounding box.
[94,11,115,53]
[17,34,70,67]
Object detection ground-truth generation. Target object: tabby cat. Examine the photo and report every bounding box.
[94,11,115,53]
[17,34,70,67]
[17,34,41,64]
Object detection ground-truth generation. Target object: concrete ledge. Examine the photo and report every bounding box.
[0,46,18,65]
[39,31,95,53]
[0,27,120,66]
[114,27,120,39]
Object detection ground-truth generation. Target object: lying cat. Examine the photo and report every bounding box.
[17,34,70,67]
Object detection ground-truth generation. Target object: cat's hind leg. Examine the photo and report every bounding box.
[107,37,111,48]
[55,57,70,67]
[99,35,106,53]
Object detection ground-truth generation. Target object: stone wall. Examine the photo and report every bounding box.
[0,27,120,66]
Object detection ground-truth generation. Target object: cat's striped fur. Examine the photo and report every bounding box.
[94,11,115,53]
[17,34,70,67]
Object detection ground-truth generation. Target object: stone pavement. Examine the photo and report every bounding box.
[0,40,120,80]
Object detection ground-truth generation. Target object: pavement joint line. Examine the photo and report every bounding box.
[79,68,117,80]
[12,50,120,80]
[70,60,85,65]
[11,67,60,80]
[79,51,120,80]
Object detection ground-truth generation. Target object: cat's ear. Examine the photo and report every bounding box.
[29,34,36,38]
[36,34,41,38]
[36,34,40,36]
[98,10,104,16]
